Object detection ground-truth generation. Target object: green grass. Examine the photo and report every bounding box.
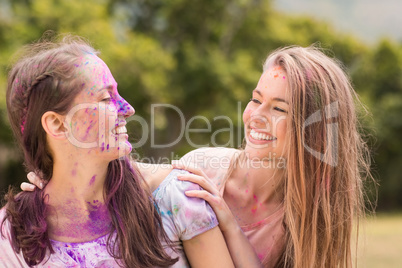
[355,213,402,267]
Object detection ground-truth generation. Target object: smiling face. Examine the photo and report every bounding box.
[66,54,134,160]
[243,66,289,162]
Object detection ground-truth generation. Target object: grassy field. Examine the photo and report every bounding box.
[355,213,402,267]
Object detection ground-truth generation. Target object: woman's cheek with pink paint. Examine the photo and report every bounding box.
[70,107,101,144]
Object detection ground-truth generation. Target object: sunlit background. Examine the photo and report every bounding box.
[0,0,401,266]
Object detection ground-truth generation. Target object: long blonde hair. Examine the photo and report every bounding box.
[263,46,372,267]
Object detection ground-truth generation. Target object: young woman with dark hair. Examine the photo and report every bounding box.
[1,35,234,267]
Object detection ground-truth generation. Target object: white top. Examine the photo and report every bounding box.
[0,169,219,268]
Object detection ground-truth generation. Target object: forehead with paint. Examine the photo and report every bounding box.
[75,53,117,97]
[255,66,289,100]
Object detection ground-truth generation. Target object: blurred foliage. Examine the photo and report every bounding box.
[0,0,400,210]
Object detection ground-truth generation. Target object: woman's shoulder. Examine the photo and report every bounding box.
[152,169,193,199]
[152,169,218,241]
[133,161,173,192]
[181,147,240,161]
[180,147,241,180]
[180,147,240,168]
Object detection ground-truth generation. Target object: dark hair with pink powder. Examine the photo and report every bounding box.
[1,35,177,267]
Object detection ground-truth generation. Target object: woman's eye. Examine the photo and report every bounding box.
[101,97,111,102]
[274,107,287,113]
[250,98,262,104]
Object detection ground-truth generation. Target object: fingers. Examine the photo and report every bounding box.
[185,190,227,213]
[171,160,206,177]
[185,190,218,205]
[20,182,36,191]
[177,173,219,196]
[27,172,44,189]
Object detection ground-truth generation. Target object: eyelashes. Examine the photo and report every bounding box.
[249,98,288,113]
[274,107,287,113]
[250,98,262,104]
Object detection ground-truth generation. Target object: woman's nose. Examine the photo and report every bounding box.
[250,108,271,130]
[118,99,135,118]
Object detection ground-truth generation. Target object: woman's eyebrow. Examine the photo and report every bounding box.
[272,97,289,104]
[253,89,262,96]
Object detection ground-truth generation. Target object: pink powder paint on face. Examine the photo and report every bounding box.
[89,175,96,186]
[283,76,286,79]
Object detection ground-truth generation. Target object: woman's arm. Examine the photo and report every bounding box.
[131,161,173,192]
[172,162,263,268]
[183,226,234,268]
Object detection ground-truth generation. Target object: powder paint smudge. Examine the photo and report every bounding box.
[251,205,258,213]
[51,200,111,239]
[253,194,258,202]
[71,162,78,176]
[89,175,96,186]
[173,204,180,215]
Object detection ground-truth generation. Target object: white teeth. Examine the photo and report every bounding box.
[112,126,127,135]
[250,129,276,141]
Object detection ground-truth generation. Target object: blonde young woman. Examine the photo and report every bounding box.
[23,45,371,267]
[172,46,371,267]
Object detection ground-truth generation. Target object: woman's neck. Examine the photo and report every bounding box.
[44,157,112,243]
[223,155,285,225]
[47,157,107,200]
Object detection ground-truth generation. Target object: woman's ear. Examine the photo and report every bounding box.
[41,111,67,139]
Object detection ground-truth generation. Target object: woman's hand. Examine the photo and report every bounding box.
[172,160,263,268]
[20,172,45,191]
[171,161,237,233]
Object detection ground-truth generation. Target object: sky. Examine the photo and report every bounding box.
[273,0,402,44]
